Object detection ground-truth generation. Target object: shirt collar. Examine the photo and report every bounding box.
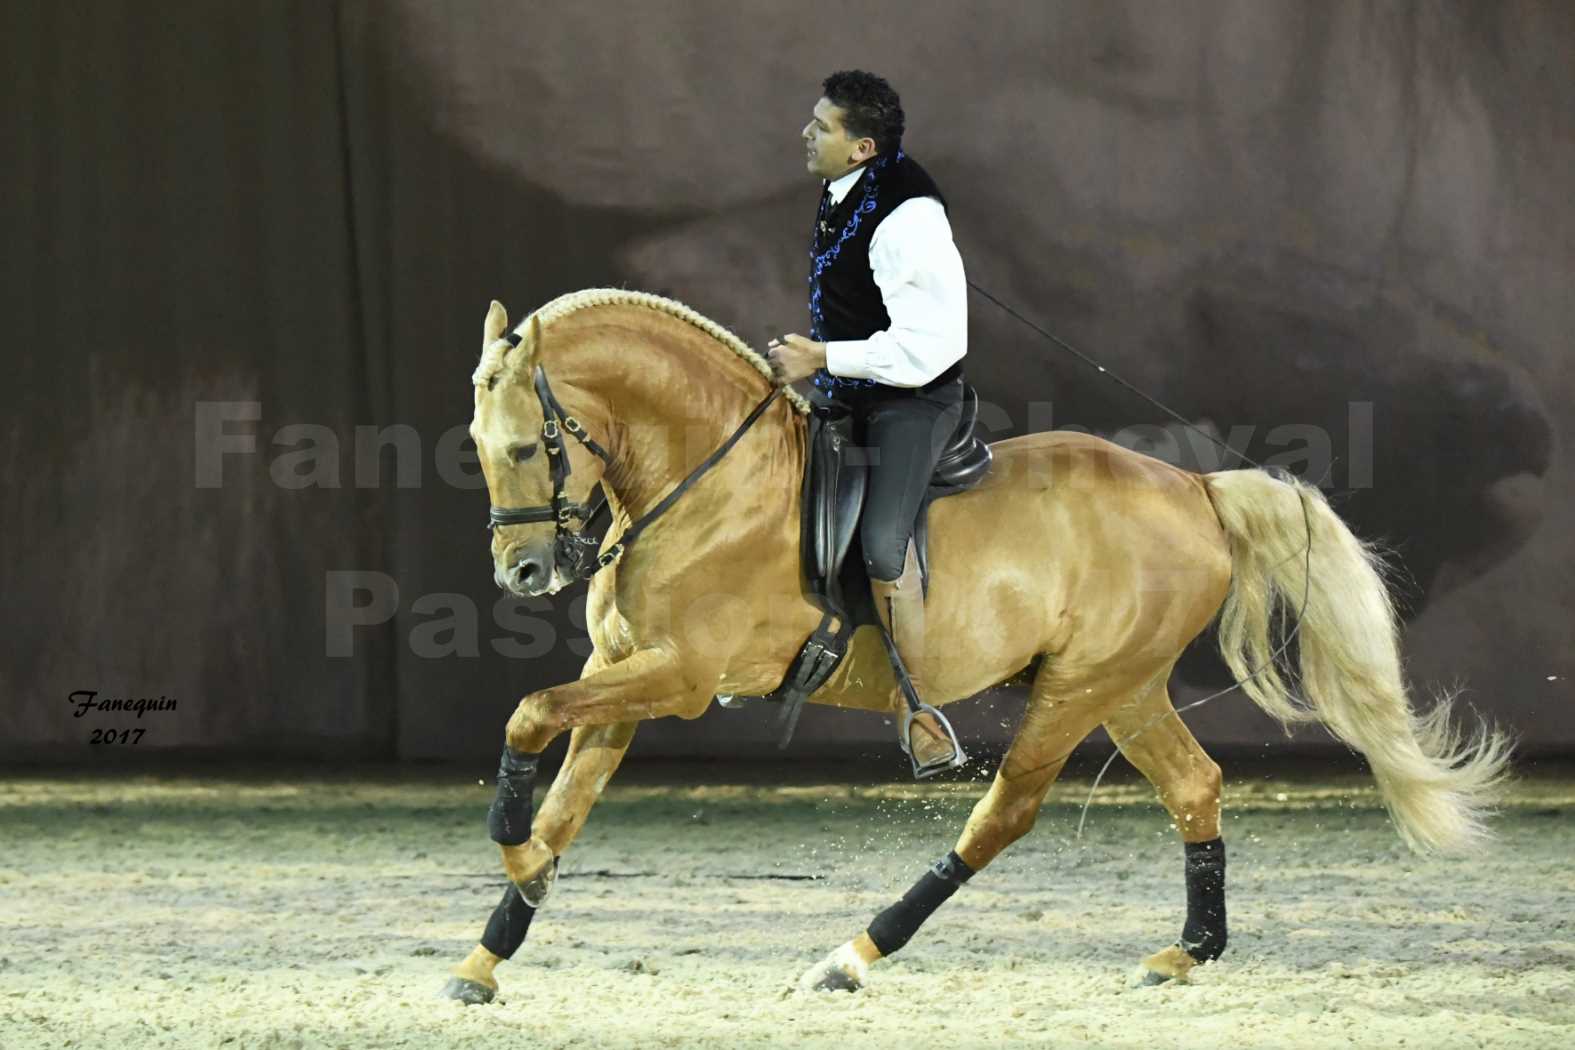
[825,164,868,206]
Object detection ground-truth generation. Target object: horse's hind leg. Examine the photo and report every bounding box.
[1103,681,1227,985]
[443,720,637,1004]
[798,660,1165,992]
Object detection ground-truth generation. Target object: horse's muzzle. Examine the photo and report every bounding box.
[496,538,555,596]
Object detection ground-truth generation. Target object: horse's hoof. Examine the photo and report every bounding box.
[441,976,497,1005]
[811,964,863,992]
[1131,944,1198,988]
[500,838,553,887]
[797,943,868,993]
[520,856,559,908]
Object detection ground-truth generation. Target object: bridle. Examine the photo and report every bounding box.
[485,329,783,584]
[486,360,616,581]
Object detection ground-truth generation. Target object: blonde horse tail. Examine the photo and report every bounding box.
[1203,468,1513,854]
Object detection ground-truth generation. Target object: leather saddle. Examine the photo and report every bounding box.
[732,383,993,746]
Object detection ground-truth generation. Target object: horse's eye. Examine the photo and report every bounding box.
[512,443,538,463]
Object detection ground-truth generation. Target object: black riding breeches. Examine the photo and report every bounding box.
[841,377,965,582]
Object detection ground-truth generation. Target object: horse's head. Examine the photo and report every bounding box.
[471,300,611,597]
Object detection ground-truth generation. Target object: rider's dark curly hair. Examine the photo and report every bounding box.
[822,70,905,157]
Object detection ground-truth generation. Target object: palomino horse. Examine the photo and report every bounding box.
[444,288,1509,1002]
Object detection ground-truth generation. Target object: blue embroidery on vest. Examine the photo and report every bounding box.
[808,150,905,392]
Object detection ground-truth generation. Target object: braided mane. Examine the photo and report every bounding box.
[472,288,810,415]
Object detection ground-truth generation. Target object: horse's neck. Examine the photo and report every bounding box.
[559,338,802,527]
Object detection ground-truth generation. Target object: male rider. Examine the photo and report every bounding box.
[765,70,968,773]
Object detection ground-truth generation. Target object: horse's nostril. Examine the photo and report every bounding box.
[514,556,546,586]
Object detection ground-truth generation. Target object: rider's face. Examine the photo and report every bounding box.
[801,97,875,181]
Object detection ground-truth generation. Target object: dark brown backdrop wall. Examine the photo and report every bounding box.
[3,1,1570,764]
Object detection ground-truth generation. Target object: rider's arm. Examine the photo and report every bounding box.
[823,196,967,388]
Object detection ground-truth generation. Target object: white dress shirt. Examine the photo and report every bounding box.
[819,164,968,388]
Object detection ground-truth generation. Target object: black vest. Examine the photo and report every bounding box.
[808,151,964,398]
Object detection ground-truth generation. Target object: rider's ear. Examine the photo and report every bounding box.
[484,300,509,345]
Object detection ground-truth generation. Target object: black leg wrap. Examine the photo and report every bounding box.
[1179,837,1228,963]
[479,884,537,960]
[866,851,975,958]
[487,746,540,846]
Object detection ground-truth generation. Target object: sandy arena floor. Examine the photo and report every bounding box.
[1,761,1571,1049]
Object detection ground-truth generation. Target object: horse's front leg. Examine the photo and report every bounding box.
[490,645,712,880]
[444,719,638,1004]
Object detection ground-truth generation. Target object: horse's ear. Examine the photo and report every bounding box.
[526,314,544,358]
[484,299,508,345]
[520,313,544,369]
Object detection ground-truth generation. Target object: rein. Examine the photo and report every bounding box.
[487,328,783,582]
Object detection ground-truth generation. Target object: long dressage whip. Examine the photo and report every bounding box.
[964,279,1318,839]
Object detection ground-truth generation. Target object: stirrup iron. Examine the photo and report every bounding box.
[899,702,968,779]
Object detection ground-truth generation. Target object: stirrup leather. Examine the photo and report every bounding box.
[873,538,968,778]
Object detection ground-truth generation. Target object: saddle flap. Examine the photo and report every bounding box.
[801,408,867,611]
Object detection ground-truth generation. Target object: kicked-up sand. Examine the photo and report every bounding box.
[1,759,1571,1049]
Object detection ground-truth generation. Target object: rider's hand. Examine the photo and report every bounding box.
[765,334,827,384]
